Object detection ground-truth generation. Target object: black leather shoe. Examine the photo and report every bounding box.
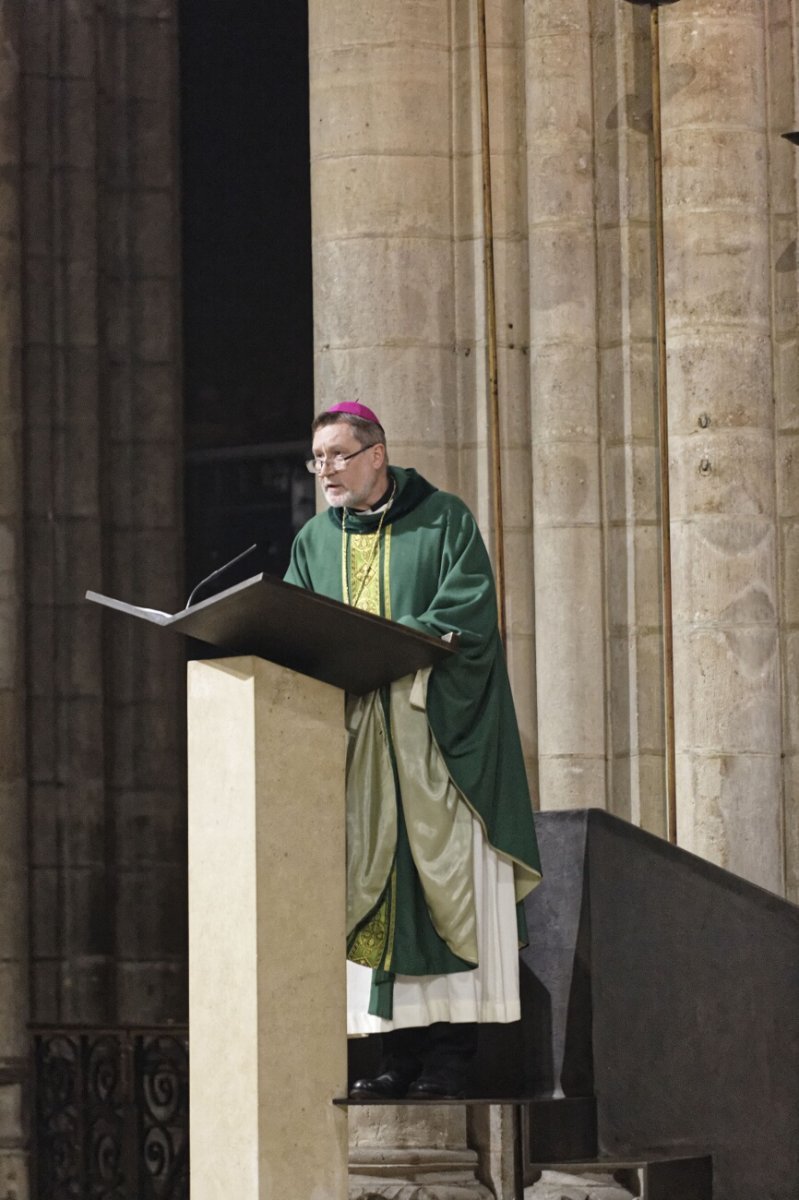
[406,1067,466,1100]
[349,1070,413,1100]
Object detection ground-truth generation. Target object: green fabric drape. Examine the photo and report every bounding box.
[285,467,542,999]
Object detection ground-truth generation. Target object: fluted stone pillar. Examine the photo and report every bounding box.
[592,2,665,835]
[0,4,29,1194]
[452,0,538,783]
[525,0,609,812]
[661,1,783,889]
[770,0,799,905]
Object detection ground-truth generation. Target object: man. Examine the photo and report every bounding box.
[285,401,541,1098]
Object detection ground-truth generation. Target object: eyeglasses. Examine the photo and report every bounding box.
[305,444,372,475]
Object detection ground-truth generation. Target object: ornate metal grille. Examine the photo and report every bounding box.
[33,1028,189,1200]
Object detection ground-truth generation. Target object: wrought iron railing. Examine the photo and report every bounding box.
[32,1027,189,1200]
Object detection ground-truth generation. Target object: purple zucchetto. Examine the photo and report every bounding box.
[325,401,382,425]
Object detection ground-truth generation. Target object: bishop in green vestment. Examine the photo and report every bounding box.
[284,402,541,1098]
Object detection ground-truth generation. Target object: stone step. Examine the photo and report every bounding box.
[337,1096,712,1200]
[525,1155,712,1200]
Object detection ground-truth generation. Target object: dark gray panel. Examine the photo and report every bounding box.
[518,811,594,1098]
[520,810,799,1200]
[586,811,799,1200]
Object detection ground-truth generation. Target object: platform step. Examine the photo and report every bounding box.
[525,1155,712,1200]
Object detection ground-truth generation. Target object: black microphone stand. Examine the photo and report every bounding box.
[186,544,258,608]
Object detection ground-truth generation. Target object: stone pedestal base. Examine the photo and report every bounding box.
[467,1105,517,1199]
[349,1106,493,1199]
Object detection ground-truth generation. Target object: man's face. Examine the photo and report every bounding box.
[312,421,388,510]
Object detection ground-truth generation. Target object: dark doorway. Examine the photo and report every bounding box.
[179,1,315,592]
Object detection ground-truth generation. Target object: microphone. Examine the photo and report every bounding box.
[185,544,258,609]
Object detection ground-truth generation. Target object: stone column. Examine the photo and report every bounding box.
[23,0,184,1026]
[0,3,30,1194]
[309,0,537,770]
[309,3,524,1193]
[308,0,458,488]
[100,0,185,1025]
[23,0,112,1025]
[661,1,783,889]
[525,0,609,812]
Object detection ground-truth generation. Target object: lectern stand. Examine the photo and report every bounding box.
[188,655,347,1199]
[87,574,455,1199]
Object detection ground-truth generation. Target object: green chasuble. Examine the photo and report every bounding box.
[284,466,541,1015]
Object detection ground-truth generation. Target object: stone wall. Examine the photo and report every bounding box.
[0,0,185,1186]
[309,0,799,1185]
[0,3,30,1193]
[309,0,799,893]
[22,0,185,1033]
[0,0,795,1195]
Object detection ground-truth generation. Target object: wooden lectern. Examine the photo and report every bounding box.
[87,574,455,1199]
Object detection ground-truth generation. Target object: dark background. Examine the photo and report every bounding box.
[179,1,315,586]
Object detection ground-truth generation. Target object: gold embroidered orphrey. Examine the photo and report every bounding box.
[344,510,396,969]
[341,484,395,610]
